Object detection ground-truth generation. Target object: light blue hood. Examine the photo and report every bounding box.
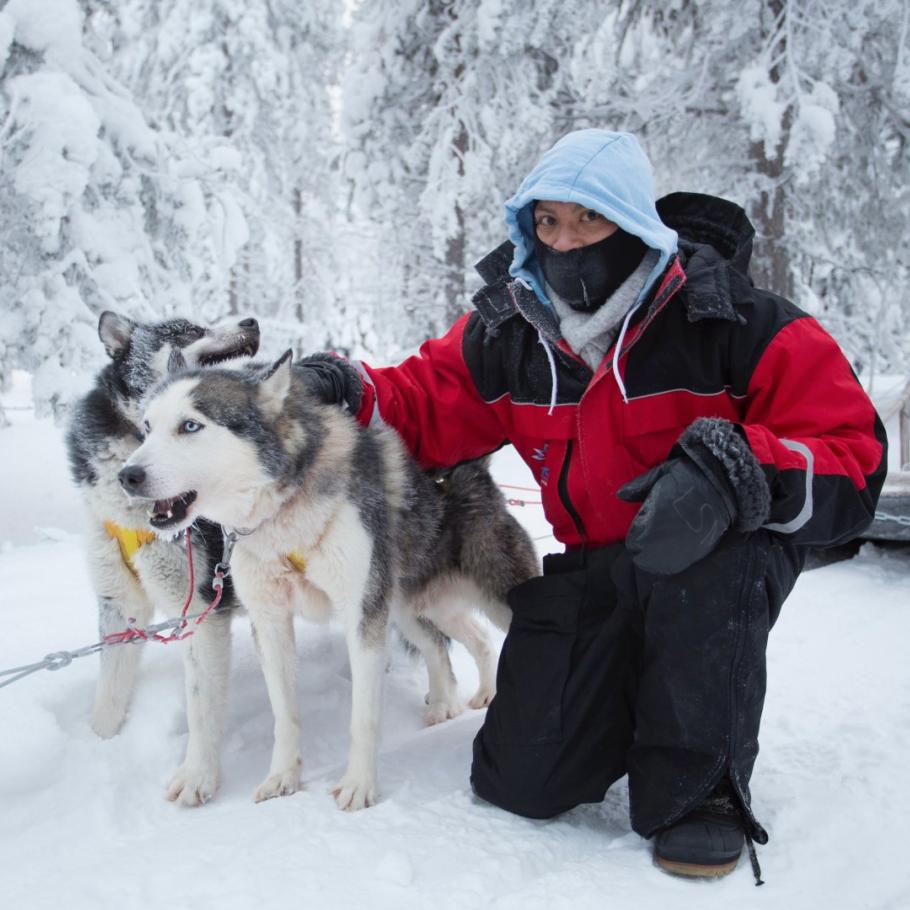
[505,130,678,310]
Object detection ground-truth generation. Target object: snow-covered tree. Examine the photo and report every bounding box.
[4,0,902,412]
[87,0,343,355]
[0,0,246,419]
[567,0,910,376]
[343,0,909,379]
[342,0,577,353]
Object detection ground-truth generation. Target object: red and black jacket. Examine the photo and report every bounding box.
[355,193,887,550]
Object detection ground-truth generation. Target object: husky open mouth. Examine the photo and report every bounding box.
[148,491,198,529]
[197,341,258,367]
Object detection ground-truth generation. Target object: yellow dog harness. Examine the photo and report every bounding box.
[105,520,308,578]
[104,520,156,575]
[286,550,307,573]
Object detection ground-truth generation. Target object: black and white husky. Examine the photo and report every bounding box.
[66,311,260,805]
[119,351,538,810]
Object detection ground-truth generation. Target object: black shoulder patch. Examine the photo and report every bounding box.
[471,281,518,332]
[474,240,515,285]
[471,241,521,332]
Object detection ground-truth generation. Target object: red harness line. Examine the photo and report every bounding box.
[497,483,543,507]
[102,530,226,646]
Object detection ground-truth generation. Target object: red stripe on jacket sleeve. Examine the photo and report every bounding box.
[355,314,508,469]
[743,318,883,486]
[741,316,886,543]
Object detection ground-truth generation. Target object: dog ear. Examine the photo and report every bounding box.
[98,311,136,359]
[167,347,188,376]
[258,349,293,418]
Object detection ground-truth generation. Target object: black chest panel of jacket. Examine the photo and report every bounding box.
[462,249,809,413]
[619,283,809,402]
[462,310,592,407]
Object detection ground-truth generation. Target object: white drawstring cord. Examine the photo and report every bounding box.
[611,298,645,404]
[538,331,559,415]
[512,275,559,413]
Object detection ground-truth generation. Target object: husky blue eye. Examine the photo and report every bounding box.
[180,419,203,434]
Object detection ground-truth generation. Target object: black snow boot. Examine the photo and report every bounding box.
[653,778,745,879]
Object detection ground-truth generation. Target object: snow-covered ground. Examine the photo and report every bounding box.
[1,372,909,910]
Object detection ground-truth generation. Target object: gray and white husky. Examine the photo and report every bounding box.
[66,311,260,806]
[119,351,538,810]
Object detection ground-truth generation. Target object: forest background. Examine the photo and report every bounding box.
[1,0,908,420]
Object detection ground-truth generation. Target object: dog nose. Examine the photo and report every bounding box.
[239,318,258,330]
[118,464,146,492]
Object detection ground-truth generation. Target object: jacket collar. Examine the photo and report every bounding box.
[674,241,751,324]
[654,191,756,324]
[472,241,561,344]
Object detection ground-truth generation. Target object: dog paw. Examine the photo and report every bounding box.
[166,765,219,807]
[90,707,126,740]
[468,685,495,710]
[331,775,377,811]
[424,697,464,726]
[254,767,302,803]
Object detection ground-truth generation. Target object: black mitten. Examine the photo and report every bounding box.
[617,418,771,575]
[295,353,364,414]
[618,451,736,575]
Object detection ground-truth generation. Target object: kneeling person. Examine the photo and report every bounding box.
[306,129,886,880]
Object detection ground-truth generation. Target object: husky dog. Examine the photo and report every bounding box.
[118,351,538,810]
[66,311,260,806]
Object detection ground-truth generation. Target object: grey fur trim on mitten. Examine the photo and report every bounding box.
[679,417,771,531]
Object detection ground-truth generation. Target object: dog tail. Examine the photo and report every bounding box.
[433,456,540,596]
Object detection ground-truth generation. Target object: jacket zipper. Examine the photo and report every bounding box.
[558,440,586,542]
[560,272,684,544]
[548,262,685,545]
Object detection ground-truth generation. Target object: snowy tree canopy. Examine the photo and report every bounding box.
[343,0,572,353]
[0,0,246,419]
[591,0,910,376]
[1,0,908,416]
[343,0,910,376]
[83,0,343,353]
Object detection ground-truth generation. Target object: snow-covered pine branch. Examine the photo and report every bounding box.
[0,0,246,419]
[84,0,343,358]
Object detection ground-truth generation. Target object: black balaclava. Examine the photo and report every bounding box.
[534,228,648,313]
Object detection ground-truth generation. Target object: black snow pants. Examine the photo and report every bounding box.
[470,530,803,843]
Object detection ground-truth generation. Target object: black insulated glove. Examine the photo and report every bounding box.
[618,450,736,575]
[295,353,364,414]
[617,418,771,576]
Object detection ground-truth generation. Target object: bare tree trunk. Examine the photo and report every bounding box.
[748,0,793,299]
[228,257,240,316]
[442,188,466,326]
[441,96,468,328]
[219,58,241,316]
[749,142,793,298]
[294,186,304,323]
